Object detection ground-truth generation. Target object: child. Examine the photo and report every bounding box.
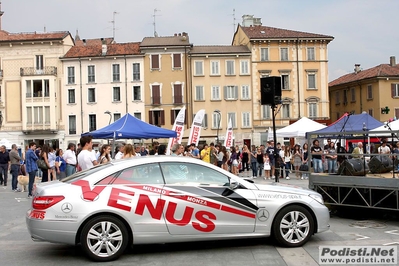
[264,153,271,180]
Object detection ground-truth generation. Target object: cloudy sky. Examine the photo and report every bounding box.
[2,0,398,81]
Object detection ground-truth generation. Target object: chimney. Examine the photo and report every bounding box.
[101,38,107,56]
[354,64,361,74]
[174,33,177,36]
[182,32,187,37]
[390,56,396,67]
[178,33,181,36]
[82,39,86,46]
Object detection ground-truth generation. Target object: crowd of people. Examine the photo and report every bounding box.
[3,135,399,199]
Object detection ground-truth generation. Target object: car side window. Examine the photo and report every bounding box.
[98,163,164,185]
[160,162,229,186]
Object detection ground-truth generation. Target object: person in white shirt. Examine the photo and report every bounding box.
[114,143,125,160]
[63,143,77,177]
[134,145,141,156]
[378,140,391,154]
[77,136,98,171]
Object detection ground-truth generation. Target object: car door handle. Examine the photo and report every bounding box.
[169,192,184,196]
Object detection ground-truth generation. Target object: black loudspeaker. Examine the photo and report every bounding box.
[368,156,393,174]
[337,158,369,176]
[260,76,282,105]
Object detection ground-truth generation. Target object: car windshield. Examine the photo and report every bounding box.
[61,163,111,183]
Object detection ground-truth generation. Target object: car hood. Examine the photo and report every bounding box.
[253,182,318,196]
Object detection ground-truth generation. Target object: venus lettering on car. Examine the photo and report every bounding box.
[107,188,135,212]
[72,180,106,201]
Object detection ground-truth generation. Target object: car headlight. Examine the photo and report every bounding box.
[309,194,324,205]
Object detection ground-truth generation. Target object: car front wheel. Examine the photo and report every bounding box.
[80,215,129,262]
[272,205,314,247]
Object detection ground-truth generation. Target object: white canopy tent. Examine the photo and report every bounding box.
[0,138,20,150]
[369,120,399,136]
[276,117,327,138]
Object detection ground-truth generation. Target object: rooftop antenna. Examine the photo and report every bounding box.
[109,11,119,40]
[232,8,236,33]
[153,8,161,37]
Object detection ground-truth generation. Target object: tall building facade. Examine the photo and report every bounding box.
[232,15,334,144]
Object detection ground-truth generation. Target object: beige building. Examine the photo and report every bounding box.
[0,29,74,148]
[60,38,143,147]
[189,45,253,146]
[140,33,191,136]
[329,56,399,122]
[232,15,334,144]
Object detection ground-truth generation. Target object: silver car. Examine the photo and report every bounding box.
[26,156,329,262]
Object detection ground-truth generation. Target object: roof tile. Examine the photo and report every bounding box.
[241,25,333,39]
[140,35,190,47]
[63,42,141,58]
[329,64,399,87]
[0,30,70,42]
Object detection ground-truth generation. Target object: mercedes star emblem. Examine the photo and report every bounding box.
[257,209,269,222]
[61,203,73,213]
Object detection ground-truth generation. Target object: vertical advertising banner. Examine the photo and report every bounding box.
[187,109,205,146]
[166,107,186,155]
[224,117,233,148]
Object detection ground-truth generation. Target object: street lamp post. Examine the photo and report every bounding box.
[104,111,112,146]
[214,110,221,145]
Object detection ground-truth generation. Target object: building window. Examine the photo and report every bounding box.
[368,109,373,117]
[134,112,141,120]
[88,88,96,103]
[391,84,399,97]
[212,112,219,129]
[210,61,220,75]
[240,60,249,75]
[194,61,203,76]
[260,48,269,61]
[242,112,250,127]
[133,63,140,81]
[151,54,160,70]
[343,90,348,105]
[148,110,165,126]
[307,47,315,60]
[69,115,76,134]
[113,87,121,102]
[282,104,290,118]
[88,65,95,83]
[335,91,340,104]
[89,114,96,132]
[227,112,236,128]
[211,85,220,100]
[262,105,271,119]
[171,109,186,125]
[226,60,235,75]
[224,85,238,100]
[367,84,373,99]
[350,87,356,102]
[395,108,399,119]
[195,85,204,101]
[241,85,250,100]
[112,64,120,82]
[36,55,43,70]
[33,106,43,124]
[26,107,32,124]
[44,106,50,124]
[280,48,288,61]
[173,84,183,104]
[67,66,75,84]
[151,85,161,104]
[26,80,32,97]
[68,89,75,104]
[309,102,317,118]
[133,86,141,101]
[307,73,316,89]
[114,113,121,122]
[282,74,290,90]
[173,53,182,69]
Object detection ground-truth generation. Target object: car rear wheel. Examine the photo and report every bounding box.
[272,205,314,247]
[80,215,129,262]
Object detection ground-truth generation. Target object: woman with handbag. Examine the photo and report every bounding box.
[39,144,51,182]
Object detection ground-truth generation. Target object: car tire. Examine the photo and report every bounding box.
[80,215,129,262]
[272,205,314,247]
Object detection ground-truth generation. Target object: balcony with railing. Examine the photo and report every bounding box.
[20,66,57,76]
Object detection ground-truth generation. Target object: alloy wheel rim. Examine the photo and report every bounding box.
[279,211,310,243]
[87,221,123,257]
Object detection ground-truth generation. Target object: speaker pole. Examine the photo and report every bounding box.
[272,103,279,183]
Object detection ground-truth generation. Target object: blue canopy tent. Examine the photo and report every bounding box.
[308,111,384,138]
[81,113,177,155]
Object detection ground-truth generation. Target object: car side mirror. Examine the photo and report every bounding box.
[230,180,239,190]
